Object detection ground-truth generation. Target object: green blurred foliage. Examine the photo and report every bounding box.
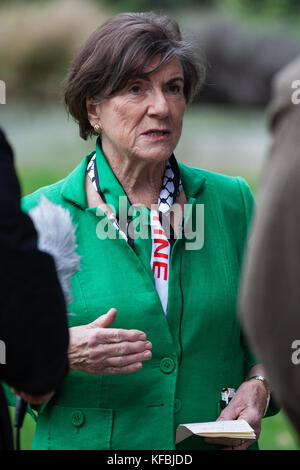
[2,0,300,18]
[1,0,299,101]
[220,0,300,20]
[92,0,217,12]
[90,0,300,20]
[0,0,109,100]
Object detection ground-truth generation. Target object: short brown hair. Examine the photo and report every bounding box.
[63,12,205,140]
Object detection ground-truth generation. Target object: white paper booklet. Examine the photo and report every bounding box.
[176,419,256,444]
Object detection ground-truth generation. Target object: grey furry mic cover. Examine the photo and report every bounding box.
[29,196,81,307]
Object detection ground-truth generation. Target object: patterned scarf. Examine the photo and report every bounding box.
[87,141,183,314]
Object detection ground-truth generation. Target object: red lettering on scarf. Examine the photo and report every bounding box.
[152,261,168,281]
[153,239,169,259]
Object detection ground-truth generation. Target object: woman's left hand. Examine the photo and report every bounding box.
[204,378,268,450]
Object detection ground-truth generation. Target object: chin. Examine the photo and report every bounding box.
[139,153,172,163]
[139,146,175,162]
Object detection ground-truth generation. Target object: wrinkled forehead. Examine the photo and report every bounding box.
[142,55,184,77]
[125,54,184,90]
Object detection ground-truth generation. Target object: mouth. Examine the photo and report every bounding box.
[142,129,170,141]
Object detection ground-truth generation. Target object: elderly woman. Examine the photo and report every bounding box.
[20,12,276,450]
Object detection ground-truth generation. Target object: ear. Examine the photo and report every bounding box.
[86,98,100,128]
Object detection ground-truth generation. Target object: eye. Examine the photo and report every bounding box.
[130,85,141,94]
[129,84,145,95]
[168,84,182,95]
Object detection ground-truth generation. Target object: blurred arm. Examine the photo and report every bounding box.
[239,103,300,437]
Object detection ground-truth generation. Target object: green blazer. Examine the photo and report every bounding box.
[11,153,274,449]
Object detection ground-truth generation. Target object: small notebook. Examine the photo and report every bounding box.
[176,419,256,444]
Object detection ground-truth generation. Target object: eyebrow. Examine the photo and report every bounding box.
[167,76,184,83]
[130,75,184,85]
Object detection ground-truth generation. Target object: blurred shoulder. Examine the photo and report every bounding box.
[268,54,300,130]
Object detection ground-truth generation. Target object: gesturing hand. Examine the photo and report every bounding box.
[68,308,152,375]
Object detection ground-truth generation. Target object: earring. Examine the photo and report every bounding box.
[94,123,102,134]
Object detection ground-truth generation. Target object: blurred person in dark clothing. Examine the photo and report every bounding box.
[239,56,300,438]
[0,128,69,450]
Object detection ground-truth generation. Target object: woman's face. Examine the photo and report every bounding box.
[94,56,186,163]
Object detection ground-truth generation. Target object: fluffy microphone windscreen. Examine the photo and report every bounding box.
[29,196,81,306]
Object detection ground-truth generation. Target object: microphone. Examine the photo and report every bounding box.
[14,397,27,450]
[14,196,81,449]
[29,196,81,306]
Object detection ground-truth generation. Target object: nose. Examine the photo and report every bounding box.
[147,89,169,118]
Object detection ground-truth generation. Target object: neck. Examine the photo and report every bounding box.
[101,139,167,206]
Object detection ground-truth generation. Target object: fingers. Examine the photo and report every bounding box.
[89,308,148,341]
[89,308,117,329]
[204,437,252,450]
[88,340,152,373]
[70,307,153,375]
[220,439,252,450]
[89,308,147,344]
[94,327,147,344]
[101,348,152,368]
[103,362,144,375]
[204,437,242,447]
[217,407,238,421]
[84,327,152,375]
[90,339,152,358]
[228,440,252,450]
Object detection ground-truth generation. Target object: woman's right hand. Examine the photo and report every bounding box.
[68,308,152,375]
